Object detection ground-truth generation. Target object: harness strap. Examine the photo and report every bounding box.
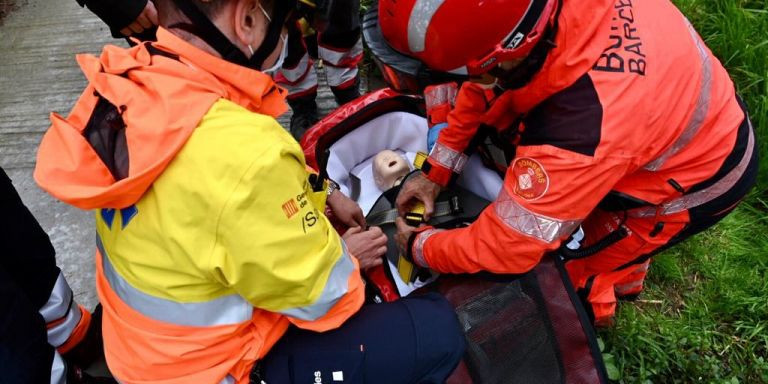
[367,196,461,227]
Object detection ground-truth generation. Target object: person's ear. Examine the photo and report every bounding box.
[233,0,263,49]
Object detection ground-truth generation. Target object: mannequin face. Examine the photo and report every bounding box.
[372,150,411,190]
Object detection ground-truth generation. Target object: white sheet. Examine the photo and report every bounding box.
[325,111,505,296]
[326,112,504,215]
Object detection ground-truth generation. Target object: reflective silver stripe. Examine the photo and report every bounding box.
[631,123,754,218]
[279,243,356,321]
[407,0,446,53]
[423,83,457,109]
[429,142,468,173]
[446,66,469,76]
[40,272,82,348]
[220,375,235,384]
[47,299,82,347]
[319,38,363,66]
[494,187,581,243]
[645,21,712,171]
[614,280,643,295]
[325,65,359,88]
[50,352,66,384]
[634,263,650,273]
[413,228,443,268]
[40,272,73,323]
[279,52,312,83]
[283,67,318,95]
[96,236,253,327]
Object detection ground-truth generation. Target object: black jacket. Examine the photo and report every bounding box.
[76,0,153,39]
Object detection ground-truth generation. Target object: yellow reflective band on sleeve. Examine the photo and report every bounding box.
[278,243,356,321]
[97,235,253,327]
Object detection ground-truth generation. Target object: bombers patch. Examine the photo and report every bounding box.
[512,158,549,200]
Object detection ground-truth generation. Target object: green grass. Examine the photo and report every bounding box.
[600,0,768,382]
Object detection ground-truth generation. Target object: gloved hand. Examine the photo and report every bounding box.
[423,83,458,152]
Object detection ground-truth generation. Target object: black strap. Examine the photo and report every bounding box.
[251,2,296,67]
[145,44,180,61]
[492,0,563,90]
[503,0,552,49]
[170,0,296,69]
[170,0,252,66]
[559,226,628,260]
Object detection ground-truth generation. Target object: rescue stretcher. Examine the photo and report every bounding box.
[301,89,609,384]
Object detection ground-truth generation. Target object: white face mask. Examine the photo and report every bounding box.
[247,2,287,76]
[257,33,288,76]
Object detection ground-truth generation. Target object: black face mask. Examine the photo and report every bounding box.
[169,0,295,70]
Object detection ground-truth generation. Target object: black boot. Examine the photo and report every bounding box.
[62,304,104,369]
[66,363,117,384]
[331,77,361,107]
[288,94,319,141]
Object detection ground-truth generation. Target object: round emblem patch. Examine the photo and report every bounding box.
[512,158,549,200]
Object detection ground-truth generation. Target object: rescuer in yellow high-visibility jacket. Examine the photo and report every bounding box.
[34,1,465,383]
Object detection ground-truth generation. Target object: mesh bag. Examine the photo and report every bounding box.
[432,256,607,383]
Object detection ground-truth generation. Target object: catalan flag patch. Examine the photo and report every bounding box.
[282,199,299,218]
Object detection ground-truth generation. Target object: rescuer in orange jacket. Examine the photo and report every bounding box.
[35,0,465,382]
[367,0,759,326]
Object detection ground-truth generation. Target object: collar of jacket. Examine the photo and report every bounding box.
[154,27,289,118]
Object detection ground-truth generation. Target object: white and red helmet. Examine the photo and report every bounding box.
[364,0,558,91]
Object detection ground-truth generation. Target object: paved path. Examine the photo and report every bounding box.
[0,0,353,310]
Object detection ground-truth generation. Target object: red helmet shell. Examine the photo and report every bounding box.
[379,0,556,75]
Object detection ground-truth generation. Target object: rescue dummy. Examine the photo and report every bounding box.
[372,150,411,190]
[366,0,758,326]
[34,0,465,382]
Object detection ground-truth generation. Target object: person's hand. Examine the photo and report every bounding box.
[342,226,386,270]
[396,172,441,221]
[120,1,158,37]
[327,189,366,228]
[395,217,419,259]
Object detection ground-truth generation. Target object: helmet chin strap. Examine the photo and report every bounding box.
[169,0,294,70]
[491,0,562,92]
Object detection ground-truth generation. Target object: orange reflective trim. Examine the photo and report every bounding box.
[56,305,91,354]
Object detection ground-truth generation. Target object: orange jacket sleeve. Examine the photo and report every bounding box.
[422,83,495,186]
[412,145,632,274]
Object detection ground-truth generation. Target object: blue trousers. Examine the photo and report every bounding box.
[262,293,465,384]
